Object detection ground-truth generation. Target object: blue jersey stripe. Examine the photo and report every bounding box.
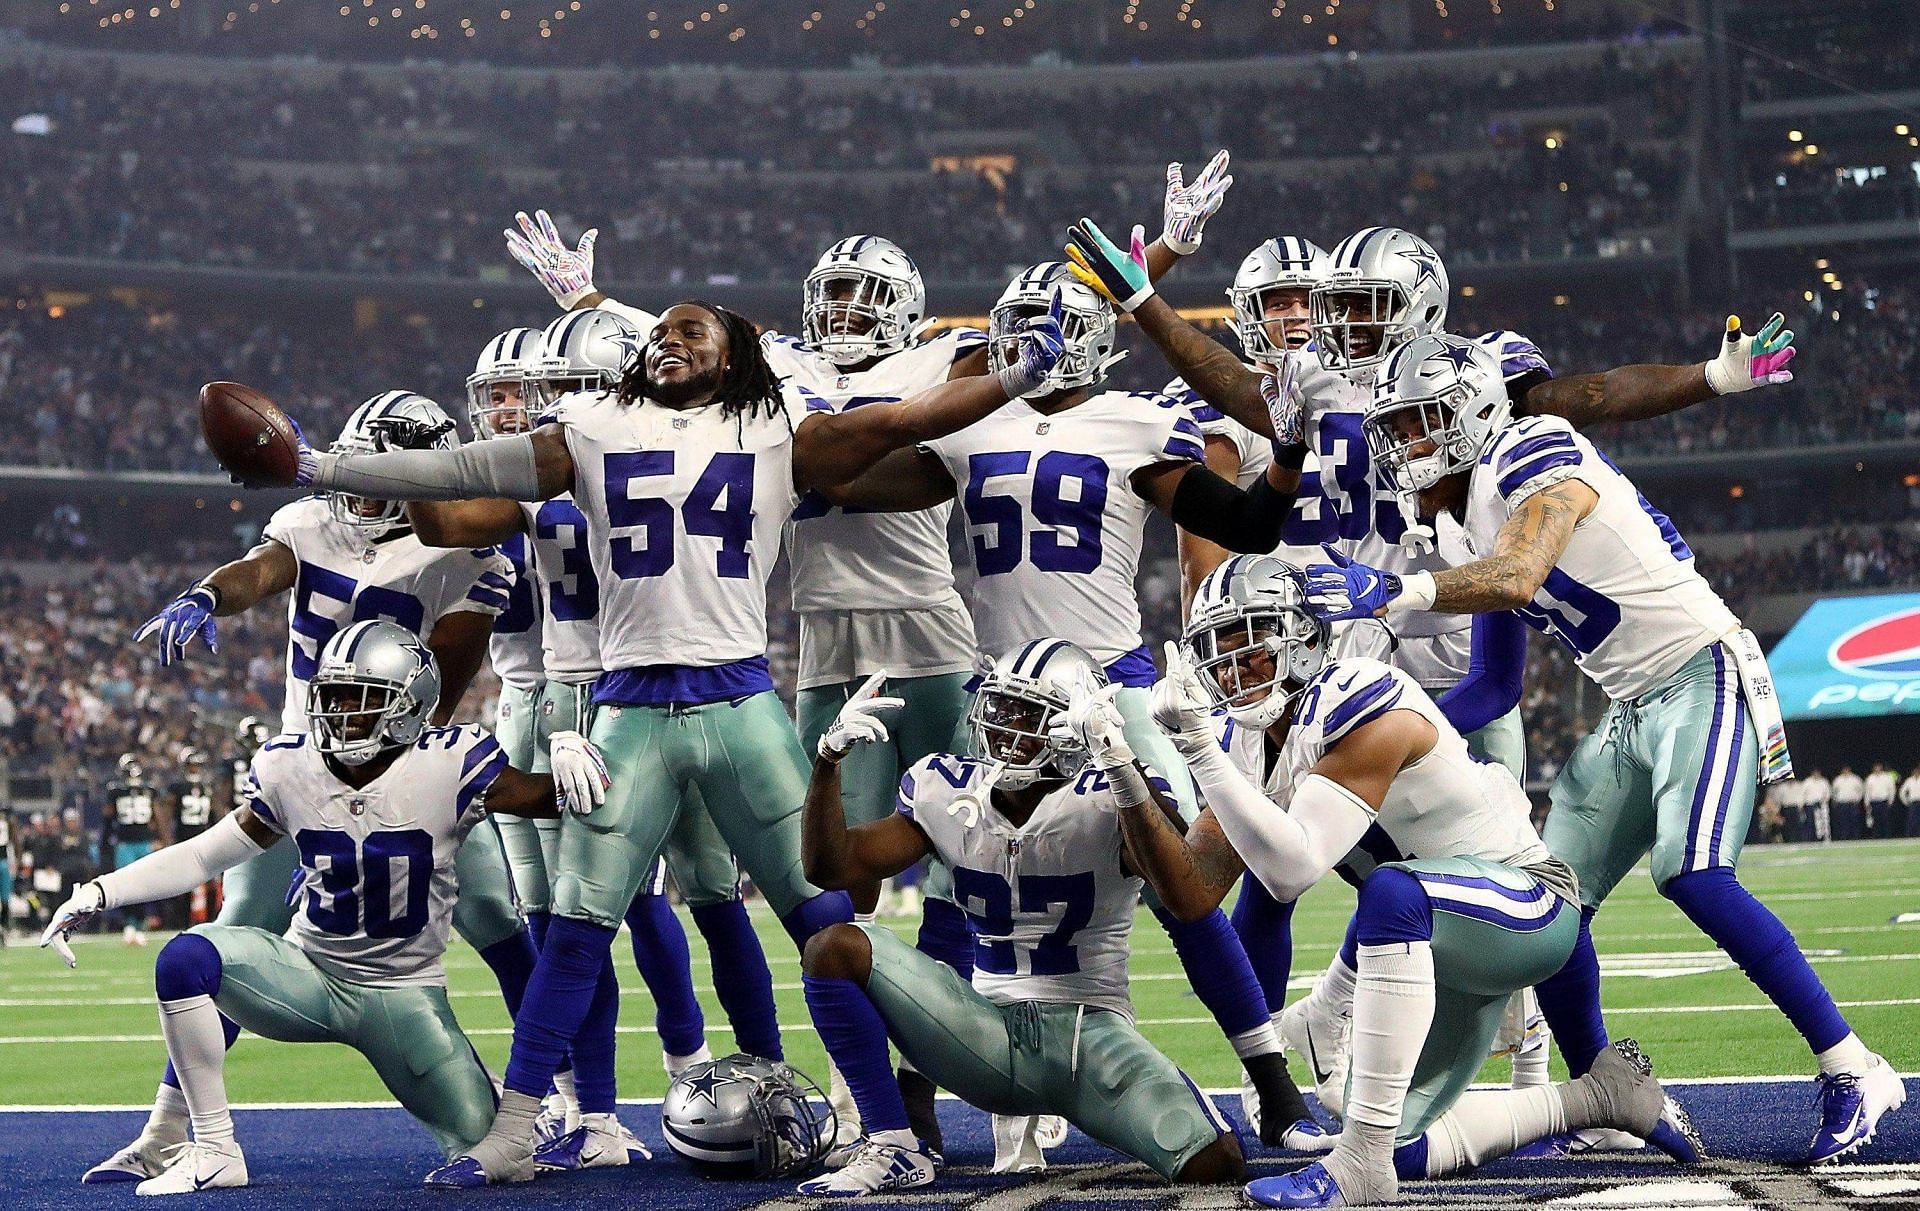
[1495,431,1576,471]
[465,587,510,610]
[1162,436,1206,464]
[1322,675,1404,741]
[460,734,503,779]
[456,750,509,819]
[1496,449,1582,499]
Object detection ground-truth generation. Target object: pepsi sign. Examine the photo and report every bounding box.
[1769,593,1920,720]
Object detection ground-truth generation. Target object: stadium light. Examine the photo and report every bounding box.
[1788,129,1803,142]
[1898,124,1910,136]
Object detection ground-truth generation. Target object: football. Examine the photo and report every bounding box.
[198,381,301,486]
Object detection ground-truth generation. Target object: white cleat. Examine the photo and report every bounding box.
[82,1131,184,1185]
[532,1112,652,1171]
[798,1136,936,1197]
[1279,997,1351,1122]
[1809,1051,1908,1165]
[134,1141,248,1196]
[1036,1115,1069,1149]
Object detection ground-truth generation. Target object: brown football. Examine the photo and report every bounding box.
[200,381,300,486]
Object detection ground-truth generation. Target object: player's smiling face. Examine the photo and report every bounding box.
[484,382,530,435]
[1203,621,1279,710]
[819,277,879,338]
[1322,289,1383,358]
[1259,287,1314,352]
[645,305,727,406]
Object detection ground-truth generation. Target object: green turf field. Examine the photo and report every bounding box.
[4,838,1918,1107]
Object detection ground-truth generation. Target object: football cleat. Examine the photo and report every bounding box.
[533,1113,652,1171]
[133,1141,247,1196]
[1647,1095,1707,1164]
[533,1089,581,1146]
[81,1131,183,1184]
[797,1136,936,1197]
[1808,1052,1907,1165]
[1036,1115,1069,1149]
[1279,996,1351,1121]
[1245,1161,1350,1209]
[423,1141,535,1188]
[1280,1118,1337,1153]
[1595,1039,1705,1164]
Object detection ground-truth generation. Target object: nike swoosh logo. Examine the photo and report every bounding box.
[1303,1024,1333,1086]
[194,1165,229,1190]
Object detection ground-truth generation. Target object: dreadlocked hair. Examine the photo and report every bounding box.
[616,300,789,438]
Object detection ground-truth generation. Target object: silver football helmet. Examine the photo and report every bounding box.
[967,638,1107,790]
[176,745,210,774]
[1365,333,1510,494]
[1311,227,1450,373]
[466,327,543,438]
[660,1053,833,1179]
[987,262,1121,395]
[234,714,272,753]
[1228,236,1329,363]
[327,392,460,533]
[305,620,442,767]
[1183,555,1331,729]
[534,307,643,409]
[801,235,929,366]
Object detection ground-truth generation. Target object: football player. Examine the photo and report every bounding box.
[793,643,1250,1195]
[1308,335,1901,1165]
[239,295,1069,1186]
[508,214,997,1148]
[165,747,219,929]
[103,753,158,946]
[39,622,612,1195]
[96,394,540,1186]
[411,317,782,1169]
[817,258,1320,1142]
[1112,555,1694,1207]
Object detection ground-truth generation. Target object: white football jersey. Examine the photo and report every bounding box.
[548,387,814,671]
[1219,658,1553,883]
[518,493,604,681]
[922,391,1204,667]
[489,533,545,692]
[769,329,985,613]
[263,498,515,733]
[1168,367,1470,688]
[1461,416,1737,701]
[240,725,507,987]
[899,753,1146,1018]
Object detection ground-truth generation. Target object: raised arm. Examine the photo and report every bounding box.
[792,296,1064,491]
[133,538,299,667]
[800,675,930,889]
[1522,313,1797,428]
[425,610,495,724]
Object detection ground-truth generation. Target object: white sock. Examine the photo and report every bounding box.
[1344,942,1434,1137]
[157,996,234,1149]
[1230,1020,1281,1060]
[146,1082,189,1140]
[1817,1032,1870,1077]
[551,1068,579,1101]
[1511,1036,1551,1088]
[869,1127,916,1151]
[853,911,877,926]
[1421,1086,1568,1176]
[826,1057,859,1122]
[1311,952,1360,1019]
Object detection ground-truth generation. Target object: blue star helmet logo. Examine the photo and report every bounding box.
[397,638,433,672]
[1427,341,1477,375]
[680,1066,744,1109]
[1395,244,1444,293]
[607,332,646,377]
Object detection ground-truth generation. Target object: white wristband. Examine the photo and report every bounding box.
[1161,232,1200,257]
[1391,570,1437,613]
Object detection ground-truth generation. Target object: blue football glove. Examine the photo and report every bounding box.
[995,289,1068,399]
[132,585,220,666]
[1304,544,1404,622]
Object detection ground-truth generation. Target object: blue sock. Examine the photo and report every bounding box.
[1394,1136,1430,1180]
[1338,912,1359,970]
[626,893,706,1059]
[1533,906,1607,1077]
[569,953,622,1114]
[503,917,617,1099]
[916,897,974,980]
[478,930,540,1021]
[1230,876,1294,1017]
[1156,906,1271,1037]
[780,890,855,947]
[692,899,782,1060]
[157,934,239,1090]
[1664,867,1850,1054]
[1353,867,1433,946]
[802,975,907,1133]
[527,910,552,951]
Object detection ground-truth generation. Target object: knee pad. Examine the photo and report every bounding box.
[155,932,223,1001]
[780,890,855,947]
[1354,867,1433,948]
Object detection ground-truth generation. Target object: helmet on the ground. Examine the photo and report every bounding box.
[967,638,1107,790]
[801,235,929,366]
[327,392,460,533]
[660,1053,833,1178]
[1184,555,1331,728]
[306,620,441,766]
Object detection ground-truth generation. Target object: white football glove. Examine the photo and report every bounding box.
[40,880,105,968]
[1151,641,1217,755]
[1703,312,1796,395]
[504,209,600,309]
[1049,676,1135,771]
[817,670,905,763]
[1160,149,1233,256]
[1261,352,1308,454]
[548,731,611,815]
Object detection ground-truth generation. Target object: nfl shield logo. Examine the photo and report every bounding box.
[1036,422,1051,435]
[674,417,691,429]
[836,375,851,390]
[347,797,367,817]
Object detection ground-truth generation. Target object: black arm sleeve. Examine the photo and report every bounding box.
[1166,465,1297,553]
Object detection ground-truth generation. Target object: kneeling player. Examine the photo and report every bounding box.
[795,642,1247,1196]
[39,621,611,1196]
[1109,556,1695,1207]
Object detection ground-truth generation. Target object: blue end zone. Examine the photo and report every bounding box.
[4,1079,1915,1210]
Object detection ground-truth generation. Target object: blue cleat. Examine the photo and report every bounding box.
[1245,1161,1350,1208]
[532,1114,652,1172]
[423,1156,491,1189]
[1507,1133,1577,1159]
[1647,1094,1707,1163]
[1808,1053,1907,1165]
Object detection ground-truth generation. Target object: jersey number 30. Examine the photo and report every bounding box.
[294,828,434,938]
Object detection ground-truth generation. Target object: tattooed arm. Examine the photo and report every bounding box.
[1116,798,1248,922]
[1430,479,1599,611]
[1129,294,1273,438]
[1520,364,1715,428]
